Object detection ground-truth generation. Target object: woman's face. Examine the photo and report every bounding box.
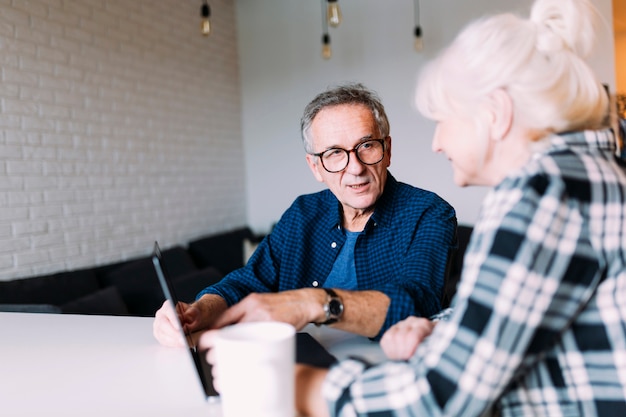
[429,89,531,187]
[431,116,492,187]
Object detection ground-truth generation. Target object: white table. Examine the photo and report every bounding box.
[0,312,384,417]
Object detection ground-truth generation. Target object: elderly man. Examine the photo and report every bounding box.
[153,83,457,346]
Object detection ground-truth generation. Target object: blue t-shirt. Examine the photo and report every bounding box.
[323,230,360,290]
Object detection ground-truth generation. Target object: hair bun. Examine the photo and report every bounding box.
[530,0,598,58]
[535,23,566,54]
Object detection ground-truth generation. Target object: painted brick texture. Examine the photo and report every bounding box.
[0,0,246,280]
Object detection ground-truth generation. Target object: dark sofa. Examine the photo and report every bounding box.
[442,224,473,308]
[0,227,261,317]
[0,225,472,317]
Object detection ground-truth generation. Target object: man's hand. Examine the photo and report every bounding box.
[153,294,228,347]
[212,289,322,330]
[380,316,436,360]
[153,300,192,347]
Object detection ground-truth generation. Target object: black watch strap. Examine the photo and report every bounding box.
[317,288,344,326]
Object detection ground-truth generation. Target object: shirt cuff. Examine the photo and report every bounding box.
[429,307,454,322]
[322,358,370,417]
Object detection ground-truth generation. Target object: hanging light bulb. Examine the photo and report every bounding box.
[414,26,423,52]
[327,0,342,28]
[322,34,332,59]
[319,0,332,59]
[413,0,422,52]
[201,1,211,36]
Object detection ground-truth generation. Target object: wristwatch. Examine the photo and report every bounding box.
[317,288,344,325]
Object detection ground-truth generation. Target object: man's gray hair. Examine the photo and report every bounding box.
[300,83,390,153]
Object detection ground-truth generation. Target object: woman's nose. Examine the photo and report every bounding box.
[431,135,441,153]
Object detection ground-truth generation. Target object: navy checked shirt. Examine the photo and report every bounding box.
[197,173,457,339]
[323,129,626,416]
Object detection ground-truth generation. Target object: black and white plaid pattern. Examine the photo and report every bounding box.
[324,129,626,416]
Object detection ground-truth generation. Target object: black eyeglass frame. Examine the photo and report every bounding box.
[310,138,388,173]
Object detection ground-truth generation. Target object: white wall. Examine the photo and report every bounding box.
[0,0,245,280]
[238,0,616,234]
[0,0,616,280]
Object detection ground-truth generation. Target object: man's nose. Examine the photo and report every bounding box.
[345,150,366,174]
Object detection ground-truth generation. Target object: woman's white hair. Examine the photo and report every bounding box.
[415,0,608,135]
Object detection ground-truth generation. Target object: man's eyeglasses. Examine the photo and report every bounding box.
[310,138,387,173]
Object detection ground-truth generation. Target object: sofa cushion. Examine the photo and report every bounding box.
[452,225,473,277]
[442,224,473,308]
[99,246,199,317]
[0,304,63,313]
[172,266,224,303]
[157,246,199,278]
[60,286,129,316]
[188,227,254,275]
[100,261,163,316]
[0,269,100,306]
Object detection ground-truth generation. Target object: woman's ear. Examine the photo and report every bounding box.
[487,88,513,141]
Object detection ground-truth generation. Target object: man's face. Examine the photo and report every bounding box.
[305,104,391,216]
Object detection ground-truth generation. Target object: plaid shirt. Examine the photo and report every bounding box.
[324,129,626,416]
[197,173,457,339]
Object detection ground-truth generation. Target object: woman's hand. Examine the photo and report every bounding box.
[295,364,330,417]
[380,316,436,360]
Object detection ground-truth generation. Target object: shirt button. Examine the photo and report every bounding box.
[312,281,319,287]
[331,242,337,248]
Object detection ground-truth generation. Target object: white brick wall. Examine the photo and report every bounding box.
[0,0,246,280]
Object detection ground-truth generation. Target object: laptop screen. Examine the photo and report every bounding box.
[152,242,337,402]
[151,242,219,400]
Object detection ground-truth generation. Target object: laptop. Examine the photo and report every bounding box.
[151,242,220,402]
[151,242,338,401]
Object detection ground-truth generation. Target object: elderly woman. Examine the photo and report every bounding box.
[296,0,626,416]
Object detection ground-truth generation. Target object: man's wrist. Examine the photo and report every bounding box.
[314,288,344,326]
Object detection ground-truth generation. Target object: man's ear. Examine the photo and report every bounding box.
[384,136,392,168]
[305,153,325,183]
[487,88,513,141]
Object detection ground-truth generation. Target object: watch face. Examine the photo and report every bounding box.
[328,299,343,317]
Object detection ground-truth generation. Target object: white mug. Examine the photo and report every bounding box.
[213,321,296,417]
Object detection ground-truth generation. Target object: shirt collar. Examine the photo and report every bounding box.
[544,128,617,154]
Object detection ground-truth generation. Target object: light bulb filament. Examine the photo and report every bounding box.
[201,19,211,36]
[327,1,342,28]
